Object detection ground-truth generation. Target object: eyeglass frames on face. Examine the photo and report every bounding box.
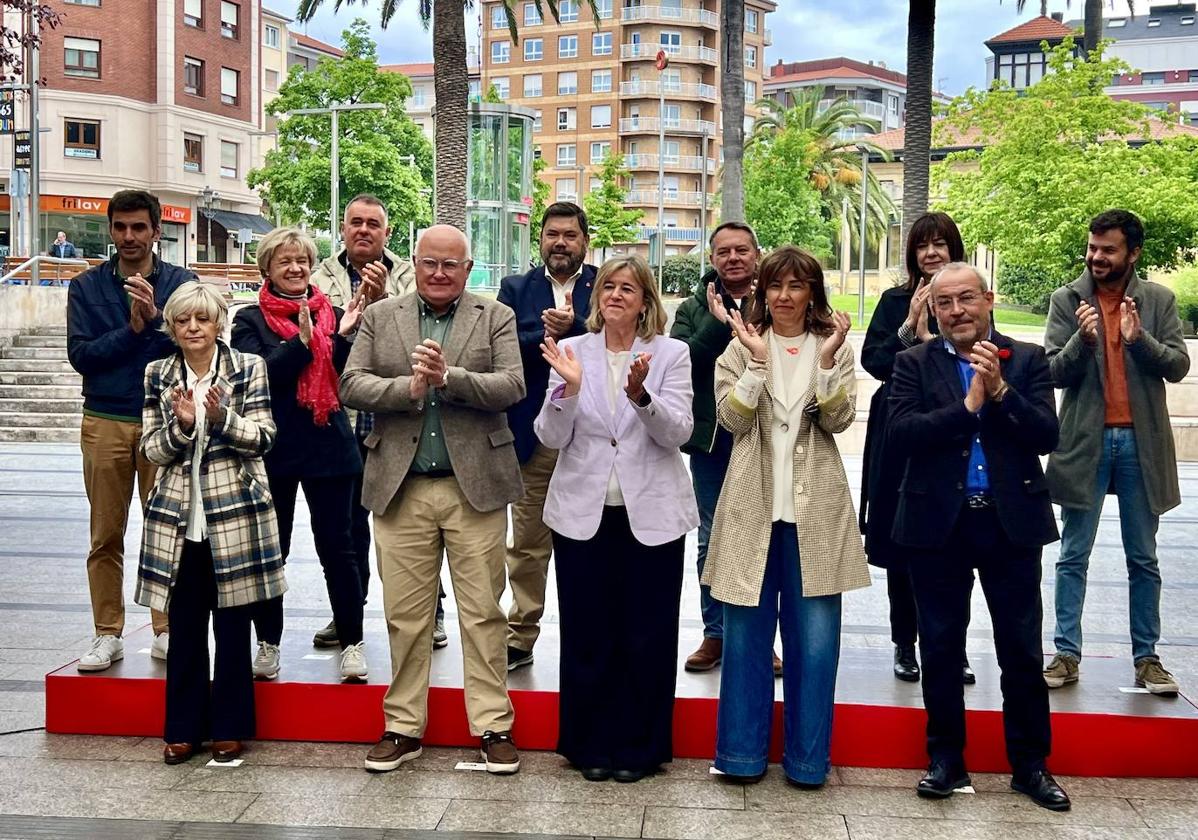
[417,258,467,273]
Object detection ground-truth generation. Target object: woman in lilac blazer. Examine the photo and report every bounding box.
[534,254,698,783]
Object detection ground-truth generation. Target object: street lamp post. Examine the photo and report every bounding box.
[198,186,219,262]
[287,102,386,254]
[857,144,870,326]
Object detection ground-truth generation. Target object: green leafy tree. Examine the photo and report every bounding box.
[248,20,433,251]
[528,156,551,263]
[583,153,643,259]
[482,83,504,104]
[934,39,1198,307]
[661,254,702,296]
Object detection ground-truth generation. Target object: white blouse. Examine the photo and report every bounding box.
[603,349,631,506]
[184,357,217,542]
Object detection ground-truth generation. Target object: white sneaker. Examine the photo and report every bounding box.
[150,632,169,661]
[340,641,368,682]
[253,641,281,680]
[77,635,123,672]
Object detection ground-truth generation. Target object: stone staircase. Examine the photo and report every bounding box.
[0,326,82,443]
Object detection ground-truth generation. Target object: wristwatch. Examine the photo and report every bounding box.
[993,382,1010,402]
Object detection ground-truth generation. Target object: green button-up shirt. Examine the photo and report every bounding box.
[410,296,458,475]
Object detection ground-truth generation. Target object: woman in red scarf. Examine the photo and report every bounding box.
[231,227,368,683]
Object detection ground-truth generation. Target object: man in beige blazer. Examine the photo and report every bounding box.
[340,225,527,775]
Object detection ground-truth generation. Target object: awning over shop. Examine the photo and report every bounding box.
[200,209,275,237]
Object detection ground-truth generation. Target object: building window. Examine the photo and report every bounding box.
[558,71,577,94]
[220,140,238,178]
[492,41,510,64]
[744,80,756,103]
[64,119,100,159]
[662,139,680,162]
[997,51,1046,89]
[533,110,543,131]
[469,79,481,99]
[524,73,543,97]
[591,69,612,93]
[491,5,505,28]
[662,69,681,91]
[264,23,280,48]
[220,67,238,105]
[745,9,758,32]
[524,3,541,25]
[591,104,612,128]
[557,143,576,166]
[64,37,100,78]
[220,1,238,38]
[525,38,542,61]
[64,0,101,6]
[1147,17,1161,27]
[662,103,680,126]
[596,0,612,18]
[888,94,899,115]
[660,31,681,52]
[590,140,610,163]
[559,0,578,22]
[556,177,577,201]
[184,0,202,27]
[593,32,612,56]
[557,107,577,130]
[265,68,279,92]
[183,56,204,95]
[559,35,578,59]
[745,45,756,68]
[184,133,203,172]
[411,86,426,106]
[492,77,510,99]
[1142,71,1166,85]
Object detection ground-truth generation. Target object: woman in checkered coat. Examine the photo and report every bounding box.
[702,246,870,787]
[136,281,285,766]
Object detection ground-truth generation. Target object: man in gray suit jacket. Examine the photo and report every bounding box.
[341,225,526,775]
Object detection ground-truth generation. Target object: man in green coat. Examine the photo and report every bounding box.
[1043,210,1190,696]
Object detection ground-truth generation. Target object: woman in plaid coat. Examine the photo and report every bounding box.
[136,281,285,766]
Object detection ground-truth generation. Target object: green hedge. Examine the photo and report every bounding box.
[1171,265,1198,328]
[997,262,1065,313]
[661,254,702,297]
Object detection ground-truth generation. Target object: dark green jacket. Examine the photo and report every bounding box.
[670,269,736,454]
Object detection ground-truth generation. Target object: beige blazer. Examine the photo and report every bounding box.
[702,334,870,606]
[311,247,416,308]
[339,290,526,514]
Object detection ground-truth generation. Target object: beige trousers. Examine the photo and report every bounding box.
[504,444,558,652]
[80,414,168,637]
[374,475,514,737]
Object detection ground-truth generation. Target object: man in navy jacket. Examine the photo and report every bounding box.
[66,190,195,672]
[496,202,595,671]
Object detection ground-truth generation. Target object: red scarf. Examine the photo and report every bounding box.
[258,283,341,426]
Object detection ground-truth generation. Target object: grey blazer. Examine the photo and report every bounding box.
[1044,270,1190,515]
[340,290,526,514]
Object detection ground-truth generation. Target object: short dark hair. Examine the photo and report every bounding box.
[344,193,388,224]
[709,220,759,250]
[108,190,161,231]
[541,202,588,238]
[1089,209,1144,253]
[904,212,965,290]
[746,245,834,337]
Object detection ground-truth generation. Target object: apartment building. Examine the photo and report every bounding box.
[480,0,774,257]
[381,54,484,141]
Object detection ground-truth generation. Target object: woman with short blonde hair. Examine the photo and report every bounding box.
[162,282,228,340]
[584,256,669,339]
[255,227,319,279]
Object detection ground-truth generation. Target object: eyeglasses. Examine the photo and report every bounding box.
[417,258,466,273]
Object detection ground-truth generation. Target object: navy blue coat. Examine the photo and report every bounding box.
[497,263,596,464]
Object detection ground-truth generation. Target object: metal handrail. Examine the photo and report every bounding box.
[0,255,92,285]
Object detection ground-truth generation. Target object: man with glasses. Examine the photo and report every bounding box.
[342,225,527,776]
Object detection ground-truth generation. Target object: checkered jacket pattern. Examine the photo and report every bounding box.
[135,342,287,613]
[702,335,871,606]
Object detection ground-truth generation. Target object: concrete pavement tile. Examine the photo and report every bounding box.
[0,709,45,730]
[844,816,1196,840]
[0,690,45,712]
[0,732,143,760]
[175,764,373,796]
[0,787,256,822]
[0,755,195,790]
[203,739,370,768]
[235,793,448,830]
[437,799,645,838]
[1061,777,1198,801]
[1128,797,1198,829]
[641,805,849,840]
[940,791,1144,826]
[745,778,946,819]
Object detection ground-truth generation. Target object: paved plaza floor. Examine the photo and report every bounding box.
[2,441,1198,839]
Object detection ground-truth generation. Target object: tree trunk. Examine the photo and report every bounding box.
[901,0,935,253]
[720,0,746,222]
[1083,0,1103,57]
[432,0,468,230]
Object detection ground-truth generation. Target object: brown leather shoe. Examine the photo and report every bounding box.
[481,730,521,774]
[211,740,243,762]
[685,638,723,672]
[364,732,423,773]
[773,651,783,678]
[163,743,193,765]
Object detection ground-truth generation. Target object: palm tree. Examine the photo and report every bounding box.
[1003,0,1137,56]
[902,0,936,248]
[720,0,746,222]
[748,91,896,245]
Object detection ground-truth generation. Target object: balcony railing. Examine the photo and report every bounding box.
[624,153,716,173]
[636,225,704,242]
[618,116,717,135]
[620,5,719,27]
[818,98,886,120]
[619,80,717,100]
[626,189,715,207]
[621,43,718,64]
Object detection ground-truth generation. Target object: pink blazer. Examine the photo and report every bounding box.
[534,329,699,546]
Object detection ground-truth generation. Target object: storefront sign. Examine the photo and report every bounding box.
[0,91,14,135]
[36,195,192,224]
[13,130,30,170]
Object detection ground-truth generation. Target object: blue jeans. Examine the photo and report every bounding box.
[1054,427,1161,663]
[715,522,842,784]
[690,431,732,640]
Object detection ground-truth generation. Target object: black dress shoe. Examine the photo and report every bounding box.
[962,657,976,685]
[916,760,970,798]
[580,766,611,782]
[613,767,656,783]
[893,646,920,682]
[1012,769,1071,811]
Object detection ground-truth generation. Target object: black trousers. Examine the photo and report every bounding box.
[251,473,364,648]
[165,540,255,744]
[553,506,684,771]
[887,567,919,648]
[908,506,1051,774]
[350,439,371,604]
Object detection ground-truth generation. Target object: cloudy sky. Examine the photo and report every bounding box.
[284,0,1142,97]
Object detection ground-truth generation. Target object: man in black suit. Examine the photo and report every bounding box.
[496,202,596,671]
[888,262,1069,811]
